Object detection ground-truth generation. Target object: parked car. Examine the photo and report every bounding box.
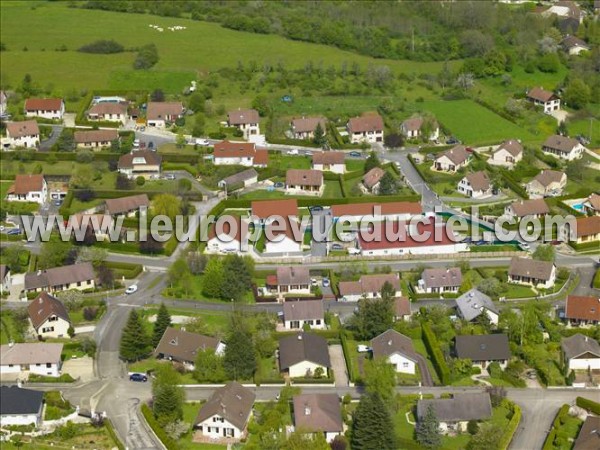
[357,345,371,353]
[446,137,459,145]
[148,141,154,149]
[129,373,148,382]
[520,243,530,251]
[309,206,323,213]
[331,243,343,251]
[165,174,176,180]
[53,200,62,207]
[349,151,362,158]
[133,139,140,148]
[196,138,210,146]
[311,278,318,287]
[287,149,299,155]
[303,150,313,156]
[322,277,330,287]
[274,182,285,188]
[125,284,138,295]
[6,228,21,235]
[348,247,361,255]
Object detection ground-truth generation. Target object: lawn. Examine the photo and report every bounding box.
[141,306,231,336]
[0,1,457,95]
[0,423,121,449]
[0,181,13,199]
[406,99,537,145]
[177,402,226,450]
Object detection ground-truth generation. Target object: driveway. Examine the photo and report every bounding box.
[414,354,434,387]
[329,344,349,387]
[39,124,63,151]
[62,356,95,383]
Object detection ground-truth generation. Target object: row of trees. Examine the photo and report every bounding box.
[120,303,171,362]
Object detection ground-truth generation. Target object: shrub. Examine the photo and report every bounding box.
[83,306,99,321]
[576,397,600,415]
[421,322,451,384]
[133,44,159,70]
[136,176,146,186]
[74,189,96,202]
[78,40,124,54]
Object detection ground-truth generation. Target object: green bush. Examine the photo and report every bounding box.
[498,402,521,450]
[421,322,450,385]
[340,331,355,382]
[576,397,600,415]
[140,404,178,450]
[593,269,600,289]
[29,373,76,383]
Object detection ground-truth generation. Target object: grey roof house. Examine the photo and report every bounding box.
[154,327,225,366]
[417,393,492,429]
[418,267,462,293]
[24,262,96,293]
[455,289,499,324]
[455,334,511,368]
[279,332,331,377]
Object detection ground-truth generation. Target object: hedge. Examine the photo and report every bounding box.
[28,373,76,383]
[105,261,143,279]
[500,169,529,199]
[340,331,355,382]
[266,136,321,148]
[140,403,178,450]
[105,419,126,450]
[576,397,600,415]
[542,404,570,450]
[593,269,600,289]
[421,322,450,385]
[498,402,521,450]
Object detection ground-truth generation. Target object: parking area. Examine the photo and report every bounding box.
[62,356,95,382]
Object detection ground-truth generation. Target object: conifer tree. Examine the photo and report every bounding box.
[152,303,172,348]
[416,404,441,448]
[119,309,149,362]
[351,392,396,450]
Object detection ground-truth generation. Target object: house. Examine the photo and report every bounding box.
[194,382,255,441]
[582,193,600,216]
[217,168,258,190]
[27,292,72,339]
[561,334,600,371]
[417,267,462,294]
[362,167,385,193]
[118,150,162,179]
[312,151,345,174]
[526,87,561,113]
[394,297,412,321]
[433,146,471,172]
[291,117,327,140]
[283,300,325,330]
[155,327,225,369]
[564,295,600,326]
[213,141,268,167]
[0,264,10,295]
[542,1,582,23]
[5,120,40,149]
[272,266,311,295]
[0,343,63,377]
[293,394,343,443]
[490,140,523,167]
[24,262,96,294]
[24,98,64,120]
[263,219,303,254]
[400,117,439,141]
[279,332,331,378]
[331,201,422,223]
[347,114,384,144]
[508,256,556,289]
[105,194,150,217]
[87,102,128,124]
[251,199,298,225]
[416,394,492,434]
[573,416,600,450]
[285,169,324,196]
[504,198,550,219]
[357,219,468,257]
[70,213,114,241]
[455,334,511,370]
[526,170,567,198]
[338,273,401,302]
[570,216,600,245]
[542,135,585,161]
[74,129,119,149]
[457,171,491,198]
[562,35,590,55]
[455,289,499,326]
[0,386,44,427]
[371,329,419,374]
[206,216,250,254]
[5,174,47,204]
[146,102,184,128]
[227,108,260,139]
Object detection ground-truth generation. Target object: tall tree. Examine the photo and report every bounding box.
[221,254,253,301]
[152,194,181,220]
[193,349,226,383]
[152,365,184,427]
[353,282,395,340]
[351,392,396,450]
[416,404,441,448]
[532,244,555,262]
[223,330,257,380]
[313,122,326,147]
[363,357,396,405]
[364,151,381,173]
[378,171,398,195]
[119,309,150,362]
[152,303,172,348]
[38,240,74,270]
[202,257,224,298]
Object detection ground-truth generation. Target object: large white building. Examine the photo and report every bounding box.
[24,98,64,120]
[0,343,63,378]
[5,120,40,149]
[5,174,47,204]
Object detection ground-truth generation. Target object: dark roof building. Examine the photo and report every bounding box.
[24,262,96,292]
[227,109,259,125]
[154,327,224,364]
[371,329,418,361]
[573,416,600,450]
[276,266,310,287]
[417,394,492,423]
[279,333,331,371]
[0,386,44,418]
[455,334,511,362]
[194,382,255,431]
[421,267,462,290]
[509,257,555,282]
[283,300,325,323]
[293,394,343,434]
[561,334,600,361]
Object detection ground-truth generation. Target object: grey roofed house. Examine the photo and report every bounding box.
[561,334,600,360]
[0,386,44,416]
[439,145,470,165]
[464,171,490,191]
[509,257,555,282]
[455,289,498,322]
[417,393,492,423]
[24,262,96,291]
[531,169,566,188]
[422,267,462,290]
[455,334,511,362]
[283,300,324,322]
[279,332,331,370]
[0,343,63,366]
[277,266,310,286]
[105,194,150,216]
[219,168,258,187]
[154,327,223,363]
[293,394,343,433]
[543,135,581,154]
[371,329,418,361]
[495,139,523,157]
[573,416,600,450]
[194,382,255,431]
[562,35,590,51]
[228,108,259,125]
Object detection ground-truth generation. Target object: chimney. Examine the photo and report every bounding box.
[388,340,393,346]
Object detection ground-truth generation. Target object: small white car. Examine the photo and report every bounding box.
[357,345,371,353]
[125,284,138,295]
[133,139,140,148]
[348,248,361,255]
[311,278,318,287]
[195,138,210,146]
[287,149,299,155]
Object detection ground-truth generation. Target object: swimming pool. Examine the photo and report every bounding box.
[572,203,584,211]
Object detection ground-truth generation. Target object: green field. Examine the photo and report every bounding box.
[0,1,455,94]
[411,99,538,145]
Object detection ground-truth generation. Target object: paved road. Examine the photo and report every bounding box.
[38,124,63,151]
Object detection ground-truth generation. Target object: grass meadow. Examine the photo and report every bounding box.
[0,1,455,94]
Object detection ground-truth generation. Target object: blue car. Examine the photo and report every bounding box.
[6,228,21,235]
[349,151,362,158]
[129,373,148,382]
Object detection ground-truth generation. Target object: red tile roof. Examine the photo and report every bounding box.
[251,199,298,219]
[6,120,40,138]
[228,109,259,125]
[565,295,600,322]
[358,219,460,251]
[24,98,63,111]
[74,129,118,144]
[348,114,384,133]
[573,216,600,238]
[312,151,345,165]
[213,140,256,158]
[8,174,45,195]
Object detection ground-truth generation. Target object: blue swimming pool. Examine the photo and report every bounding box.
[572,203,584,211]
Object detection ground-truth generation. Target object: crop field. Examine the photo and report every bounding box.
[0,1,455,94]
[409,99,538,145]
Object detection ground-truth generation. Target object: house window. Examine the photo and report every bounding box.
[46,363,52,368]
[403,362,409,368]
